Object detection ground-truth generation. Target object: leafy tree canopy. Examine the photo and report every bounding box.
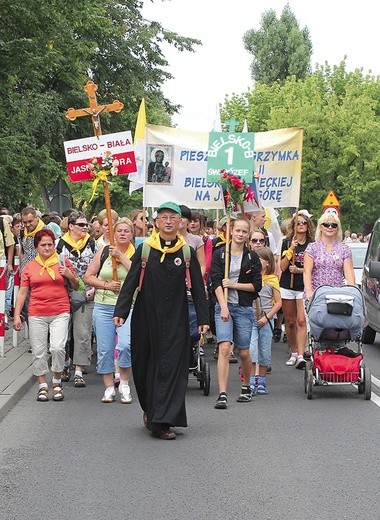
[0,0,200,214]
[222,62,380,232]
[243,3,312,85]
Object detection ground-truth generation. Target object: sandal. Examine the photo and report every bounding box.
[37,387,49,402]
[236,386,252,403]
[52,383,64,401]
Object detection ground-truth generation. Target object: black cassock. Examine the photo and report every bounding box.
[114,239,209,432]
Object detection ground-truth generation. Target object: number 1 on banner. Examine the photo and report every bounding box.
[225,146,234,165]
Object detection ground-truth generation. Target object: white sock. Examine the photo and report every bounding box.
[75,370,82,377]
[120,379,129,386]
[39,383,48,390]
[52,378,61,384]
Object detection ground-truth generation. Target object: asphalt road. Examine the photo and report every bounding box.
[1,336,380,520]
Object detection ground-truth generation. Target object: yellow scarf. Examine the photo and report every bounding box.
[35,252,59,280]
[262,274,280,291]
[114,242,135,263]
[62,232,91,256]
[145,233,187,263]
[23,218,45,238]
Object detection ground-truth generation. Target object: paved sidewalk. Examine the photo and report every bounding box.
[0,329,34,422]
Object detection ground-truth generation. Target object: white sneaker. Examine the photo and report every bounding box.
[295,355,306,369]
[119,382,132,404]
[101,387,115,403]
[286,354,298,366]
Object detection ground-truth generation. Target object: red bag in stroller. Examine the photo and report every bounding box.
[313,348,363,382]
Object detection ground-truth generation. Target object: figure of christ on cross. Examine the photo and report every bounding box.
[65,80,125,280]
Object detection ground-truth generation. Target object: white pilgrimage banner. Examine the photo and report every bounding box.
[143,125,303,209]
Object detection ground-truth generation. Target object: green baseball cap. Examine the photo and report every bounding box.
[156,202,182,216]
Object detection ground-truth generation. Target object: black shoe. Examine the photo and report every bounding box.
[273,328,281,342]
[236,386,252,403]
[266,365,272,374]
[282,333,288,343]
[229,351,238,364]
[213,345,219,360]
[214,392,228,409]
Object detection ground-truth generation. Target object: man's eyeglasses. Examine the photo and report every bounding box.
[321,222,338,229]
[251,238,265,244]
[74,222,89,228]
[297,220,308,226]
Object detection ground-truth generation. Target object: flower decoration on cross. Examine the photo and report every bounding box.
[219,169,257,215]
[86,151,119,201]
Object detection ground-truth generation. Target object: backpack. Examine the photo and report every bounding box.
[138,242,191,291]
[98,245,110,276]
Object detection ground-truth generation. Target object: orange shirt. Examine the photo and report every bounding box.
[21,259,75,316]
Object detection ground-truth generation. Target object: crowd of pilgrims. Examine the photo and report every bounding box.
[0,203,355,437]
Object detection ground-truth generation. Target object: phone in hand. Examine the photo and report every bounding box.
[59,253,65,267]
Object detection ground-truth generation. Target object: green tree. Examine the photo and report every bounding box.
[0,0,200,213]
[243,4,312,85]
[222,62,380,231]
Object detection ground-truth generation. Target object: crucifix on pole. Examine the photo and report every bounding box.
[65,80,124,280]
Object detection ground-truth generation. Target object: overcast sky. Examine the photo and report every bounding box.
[141,0,380,131]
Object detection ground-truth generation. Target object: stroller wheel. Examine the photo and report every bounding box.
[306,368,313,400]
[364,366,372,400]
[304,360,312,394]
[202,362,211,396]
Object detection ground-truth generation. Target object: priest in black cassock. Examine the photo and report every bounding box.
[114,202,209,440]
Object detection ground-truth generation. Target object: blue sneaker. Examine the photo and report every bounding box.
[257,384,268,395]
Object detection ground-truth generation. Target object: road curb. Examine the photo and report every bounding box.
[0,365,35,423]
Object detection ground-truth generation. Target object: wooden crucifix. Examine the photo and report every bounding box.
[65,80,124,280]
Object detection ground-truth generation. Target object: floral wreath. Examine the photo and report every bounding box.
[86,151,119,201]
[219,169,257,214]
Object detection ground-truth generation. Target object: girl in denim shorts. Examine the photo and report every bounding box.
[210,218,262,409]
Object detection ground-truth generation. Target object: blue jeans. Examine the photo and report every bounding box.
[214,303,253,349]
[249,320,273,366]
[93,303,131,374]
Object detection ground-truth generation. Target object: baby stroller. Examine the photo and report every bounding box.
[304,285,371,400]
[189,334,211,396]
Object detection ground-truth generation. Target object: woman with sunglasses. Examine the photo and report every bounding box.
[304,213,355,300]
[280,212,315,368]
[250,228,267,250]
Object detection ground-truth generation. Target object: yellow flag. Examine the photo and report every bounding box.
[130,99,147,193]
[134,98,146,142]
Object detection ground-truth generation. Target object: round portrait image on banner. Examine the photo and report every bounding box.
[146,145,174,185]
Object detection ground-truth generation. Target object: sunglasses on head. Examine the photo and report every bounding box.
[251,238,265,244]
[322,222,338,229]
[74,222,89,228]
[297,220,308,226]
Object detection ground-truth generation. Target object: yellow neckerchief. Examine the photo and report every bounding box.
[262,273,280,291]
[113,242,135,263]
[145,233,187,263]
[62,232,90,256]
[214,236,226,248]
[35,252,59,280]
[23,218,45,238]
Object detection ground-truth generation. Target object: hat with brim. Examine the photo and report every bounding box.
[218,215,235,229]
[179,204,192,221]
[298,209,313,219]
[156,202,182,216]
